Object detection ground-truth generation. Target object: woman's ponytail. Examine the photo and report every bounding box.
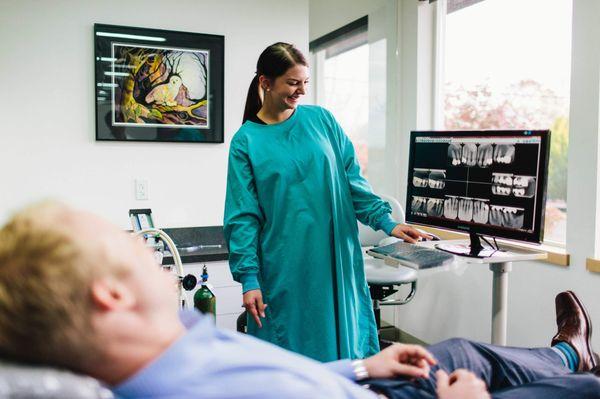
[242,74,261,123]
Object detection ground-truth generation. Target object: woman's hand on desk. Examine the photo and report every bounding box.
[363,343,436,379]
[243,289,268,328]
[390,224,433,244]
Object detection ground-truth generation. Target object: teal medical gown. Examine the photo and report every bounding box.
[224,105,397,362]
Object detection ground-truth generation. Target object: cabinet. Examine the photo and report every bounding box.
[182,261,243,330]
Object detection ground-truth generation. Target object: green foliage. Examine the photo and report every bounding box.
[547,117,568,200]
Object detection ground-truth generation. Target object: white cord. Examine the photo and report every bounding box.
[136,228,184,306]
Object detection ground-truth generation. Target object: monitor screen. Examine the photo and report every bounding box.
[405,130,550,244]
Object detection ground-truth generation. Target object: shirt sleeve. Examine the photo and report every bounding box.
[223,134,264,293]
[324,360,357,381]
[321,108,400,234]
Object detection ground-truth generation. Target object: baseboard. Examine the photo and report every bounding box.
[380,322,428,346]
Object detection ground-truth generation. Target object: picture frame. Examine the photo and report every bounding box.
[94,24,224,143]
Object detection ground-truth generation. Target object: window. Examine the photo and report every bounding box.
[438,0,572,244]
[311,18,370,177]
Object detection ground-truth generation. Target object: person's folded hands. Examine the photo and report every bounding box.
[363,343,437,379]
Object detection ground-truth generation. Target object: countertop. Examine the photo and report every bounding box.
[160,226,229,264]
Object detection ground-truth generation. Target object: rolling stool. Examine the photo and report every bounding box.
[364,255,417,348]
[358,194,417,348]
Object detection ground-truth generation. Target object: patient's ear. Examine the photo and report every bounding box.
[91,277,136,311]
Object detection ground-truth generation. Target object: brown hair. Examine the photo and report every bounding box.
[0,201,109,369]
[243,42,308,123]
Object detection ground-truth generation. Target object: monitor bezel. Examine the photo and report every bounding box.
[405,130,551,244]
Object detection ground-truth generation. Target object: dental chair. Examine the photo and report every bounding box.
[0,361,113,398]
[360,195,417,348]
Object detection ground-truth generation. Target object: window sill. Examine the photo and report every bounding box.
[586,258,600,273]
[413,225,570,267]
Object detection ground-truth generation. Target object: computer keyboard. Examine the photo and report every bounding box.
[367,241,455,270]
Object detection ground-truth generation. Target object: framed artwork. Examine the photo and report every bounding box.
[94,24,224,143]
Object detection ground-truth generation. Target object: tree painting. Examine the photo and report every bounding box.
[112,44,209,128]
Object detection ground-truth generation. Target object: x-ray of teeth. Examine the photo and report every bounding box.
[493,144,516,164]
[492,185,512,196]
[492,173,513,186]
[477,143,494,167]
[489,206,524,229]
[426,198,444,217]
[411,196,427,214]
[502,207,525,229]
[472,200,490,224]
[461,143,478,167]
[428,170,446,189]
[448,143,463,166]
[492,173,513,196]
[513,175,536,198]
[458,198,474,221]
[489,206,504,226]
[413,169,429,187]
[443,196,459,219]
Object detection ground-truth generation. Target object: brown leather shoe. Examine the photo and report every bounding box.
[552,291,597,372]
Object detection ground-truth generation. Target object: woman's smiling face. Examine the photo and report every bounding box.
[262,64,309,110]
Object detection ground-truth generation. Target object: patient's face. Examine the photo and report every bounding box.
[70,211,180,318]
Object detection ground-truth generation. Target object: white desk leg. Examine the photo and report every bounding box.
[489,262,512,346]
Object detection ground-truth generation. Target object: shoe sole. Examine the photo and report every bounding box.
[566,290,597,370]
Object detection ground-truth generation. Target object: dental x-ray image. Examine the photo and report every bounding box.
[413,169,429,188]
[513,175,536,198]
[458,198,474,221]
[411,196,428,216]
[472,200,490,224]
[477,143,494,167]
[448,143,517,167]
[493,144,515,164]
[444,197,490,224]
[407,131,549,242]
[491,173,513,196]
[443,196,459,219]
[426,198,444,217]
[428,170,446,189]
[489,205,524,229]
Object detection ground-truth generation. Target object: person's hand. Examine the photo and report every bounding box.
[363,343,437,379]
[390,224,433,244]
[436,369,490,399]
[243,289,267,328]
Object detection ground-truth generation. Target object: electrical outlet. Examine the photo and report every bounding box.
[135,179,148,200]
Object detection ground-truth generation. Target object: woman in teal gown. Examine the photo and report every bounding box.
[224,43,429,362]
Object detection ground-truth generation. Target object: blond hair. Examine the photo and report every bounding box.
[0,201,106,369]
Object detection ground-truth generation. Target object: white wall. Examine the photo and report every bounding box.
[309,0,389,41]
[0,0,308,229]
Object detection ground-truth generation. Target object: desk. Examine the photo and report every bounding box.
[379,239,547,346]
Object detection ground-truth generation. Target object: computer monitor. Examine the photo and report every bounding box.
[405,130,550,257]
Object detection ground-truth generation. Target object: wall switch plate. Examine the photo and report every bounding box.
[135,179,148,200]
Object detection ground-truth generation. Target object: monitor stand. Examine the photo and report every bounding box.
[435,231,501,258]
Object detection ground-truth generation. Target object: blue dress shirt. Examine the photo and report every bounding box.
[113,311,378,398]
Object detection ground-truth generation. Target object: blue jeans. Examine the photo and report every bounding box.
[365,338,600,398]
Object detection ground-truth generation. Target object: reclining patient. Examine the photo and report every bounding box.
[0,201,598,399]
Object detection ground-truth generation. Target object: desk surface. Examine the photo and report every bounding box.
[415,239,547,264]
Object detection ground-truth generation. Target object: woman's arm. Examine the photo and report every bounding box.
[223,134,264,293]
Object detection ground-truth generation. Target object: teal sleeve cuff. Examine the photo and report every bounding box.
[240,273,260,293]
[376,213,399,236]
